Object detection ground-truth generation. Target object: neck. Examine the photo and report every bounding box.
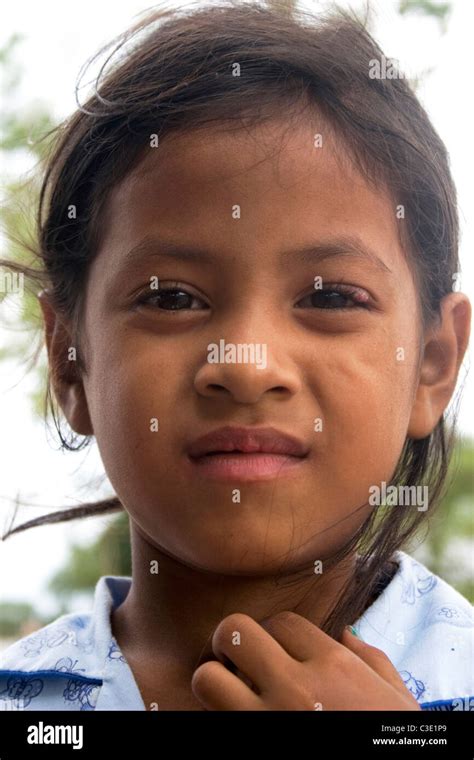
[111,521,357,678]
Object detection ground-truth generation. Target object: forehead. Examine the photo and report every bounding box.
[97,118,403,269]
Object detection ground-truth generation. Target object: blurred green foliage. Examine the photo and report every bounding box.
[0,601,35,636]
[0,33,55,415]
[410,437,474,600]
[398,0,451,33]
[47,513,132,600]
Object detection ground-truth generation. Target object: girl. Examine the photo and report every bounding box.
[0,0,472,712]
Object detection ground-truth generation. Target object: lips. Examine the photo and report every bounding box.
[187,426,309,459]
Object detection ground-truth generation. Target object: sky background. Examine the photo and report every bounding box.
[1,0,473,616]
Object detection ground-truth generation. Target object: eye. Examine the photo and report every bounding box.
[295,283,370,310]
[136,284,208,311]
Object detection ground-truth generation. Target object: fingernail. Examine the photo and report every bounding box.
[347,625,362,639]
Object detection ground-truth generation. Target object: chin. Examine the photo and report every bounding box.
[170,540,306,577]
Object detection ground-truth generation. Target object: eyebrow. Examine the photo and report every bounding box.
[120,234,393,274]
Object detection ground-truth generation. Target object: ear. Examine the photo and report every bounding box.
[407,292,471,439]
[38,290,93,436]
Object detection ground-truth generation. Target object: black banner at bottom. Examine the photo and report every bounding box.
[0,709,472,757]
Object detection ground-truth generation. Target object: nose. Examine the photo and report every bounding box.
[193,341,301,404]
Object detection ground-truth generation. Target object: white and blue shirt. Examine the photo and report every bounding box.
[0,550,472,711]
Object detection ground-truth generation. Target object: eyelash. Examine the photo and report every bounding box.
[135,282,371,312]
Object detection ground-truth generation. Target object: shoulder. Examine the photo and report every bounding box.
[0,610,102,711]
[0,575,133,711]
[354,551,473,711]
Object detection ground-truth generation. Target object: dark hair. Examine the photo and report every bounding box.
[0,0,462,639]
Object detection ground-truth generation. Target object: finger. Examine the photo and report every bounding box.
[341,627,410,694]
[211,613,293,689]
[259,611,337,661]
[191,659,262,711]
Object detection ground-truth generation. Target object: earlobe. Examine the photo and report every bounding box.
[61,382,94,436]
[407,293,471,440]
[38,290,94,437]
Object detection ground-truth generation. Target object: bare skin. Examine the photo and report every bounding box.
[40,117,471,710]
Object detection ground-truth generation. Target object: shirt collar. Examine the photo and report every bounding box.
[353,550,473,706]
[0,574,145,710]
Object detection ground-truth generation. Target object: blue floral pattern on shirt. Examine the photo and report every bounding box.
[20,618,94,658]
[399,670,426,700]
[0,675,44,708]
[400,565,437,605]
[63,679,100,710]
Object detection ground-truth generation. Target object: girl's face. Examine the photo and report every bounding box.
[78,118,422,574]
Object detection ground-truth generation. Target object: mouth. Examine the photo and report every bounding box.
[186,426,310,482]
[187,450,308,481]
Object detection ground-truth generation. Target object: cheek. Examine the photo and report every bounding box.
[312,326,418,484]
[83,334,182,494]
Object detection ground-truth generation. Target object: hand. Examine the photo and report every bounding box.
[191,611,421,711]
